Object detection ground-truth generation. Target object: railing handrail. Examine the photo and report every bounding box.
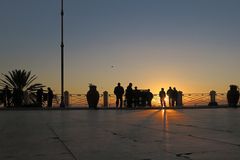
[49,92,230,108]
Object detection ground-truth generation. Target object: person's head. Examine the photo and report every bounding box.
[169,86,172,89]
[173,87,176,90]
[117,82,121,86]
[134,86,138,90]
[129,83,132,87]
[161,88,164,91]
[48,87,51,91]
[148,89,150,92]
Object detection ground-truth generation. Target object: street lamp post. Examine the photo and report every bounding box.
[60,0,65,108]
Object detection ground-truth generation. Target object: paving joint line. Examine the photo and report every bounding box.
[47,124,78,160]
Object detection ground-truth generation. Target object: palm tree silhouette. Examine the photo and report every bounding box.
[0,69,45,106]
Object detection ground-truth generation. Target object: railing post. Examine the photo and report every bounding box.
[177,91,183,107]
[103,91,109,108]
[64,91,69,107]
[208,90,218,106]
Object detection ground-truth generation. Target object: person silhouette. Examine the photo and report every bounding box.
[146,89,153,107]
[47,87,54,108]
[114,83,124,109]
[167,87,173,107]
[133,86,139,108]
[172,87,178,107]
[36,88,43,107]
[159,88,166,107]
[3,85,11,107]
[125,83,133,108]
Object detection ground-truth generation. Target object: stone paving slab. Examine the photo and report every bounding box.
[0,108,240,160]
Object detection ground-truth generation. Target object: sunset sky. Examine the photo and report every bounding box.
[0,0,239,94]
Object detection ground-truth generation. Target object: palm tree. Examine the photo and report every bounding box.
[0,69,45,106]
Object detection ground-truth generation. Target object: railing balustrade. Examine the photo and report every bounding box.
[52,92,229,108]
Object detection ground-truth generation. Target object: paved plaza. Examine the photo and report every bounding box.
[0,108,240,160]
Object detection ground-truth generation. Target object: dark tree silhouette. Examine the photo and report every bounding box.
[0,69,45,106]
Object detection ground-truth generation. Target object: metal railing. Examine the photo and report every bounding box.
[182,93,227,107]
[52,93,229,108]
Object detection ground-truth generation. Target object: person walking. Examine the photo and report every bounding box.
[125,83,133,108]
[47,87,54,108]
[167,87,173,107]
[114,83,124,109]
[159,88,166,107]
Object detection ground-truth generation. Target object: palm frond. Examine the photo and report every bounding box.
[27,83,45,92]
[26,75,37,88]
[0,79,13,89]
[1,73,16,88]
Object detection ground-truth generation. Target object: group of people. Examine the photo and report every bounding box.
[2,83,180,108]
[114,82,154,108]
[159,87,179,107]
[2,85,24,107]
[114,83,180,108]
[36,87,54,107]
[1,85,54,107]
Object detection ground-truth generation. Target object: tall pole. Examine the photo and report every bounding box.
[60,0,65,108]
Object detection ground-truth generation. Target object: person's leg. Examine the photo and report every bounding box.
[128,98,132,108]
[169,98,171,107]
[3,99,7,107]
[116,97,119,108]
[149,100,152,107]
[119,97,123,108]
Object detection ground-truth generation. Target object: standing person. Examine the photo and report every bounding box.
[47,87,54,108]
[172,87,178,107]
[146,89,153,107]
[167,87,173,107]
[3,85,11,107]
[12,88,17,107]
[125,83,133,108]
[114,83,124,109]
[159,88,166,107]
[133,86,139,108]
[36,88,43,107]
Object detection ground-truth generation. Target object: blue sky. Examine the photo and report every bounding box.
[0,0,240,93]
